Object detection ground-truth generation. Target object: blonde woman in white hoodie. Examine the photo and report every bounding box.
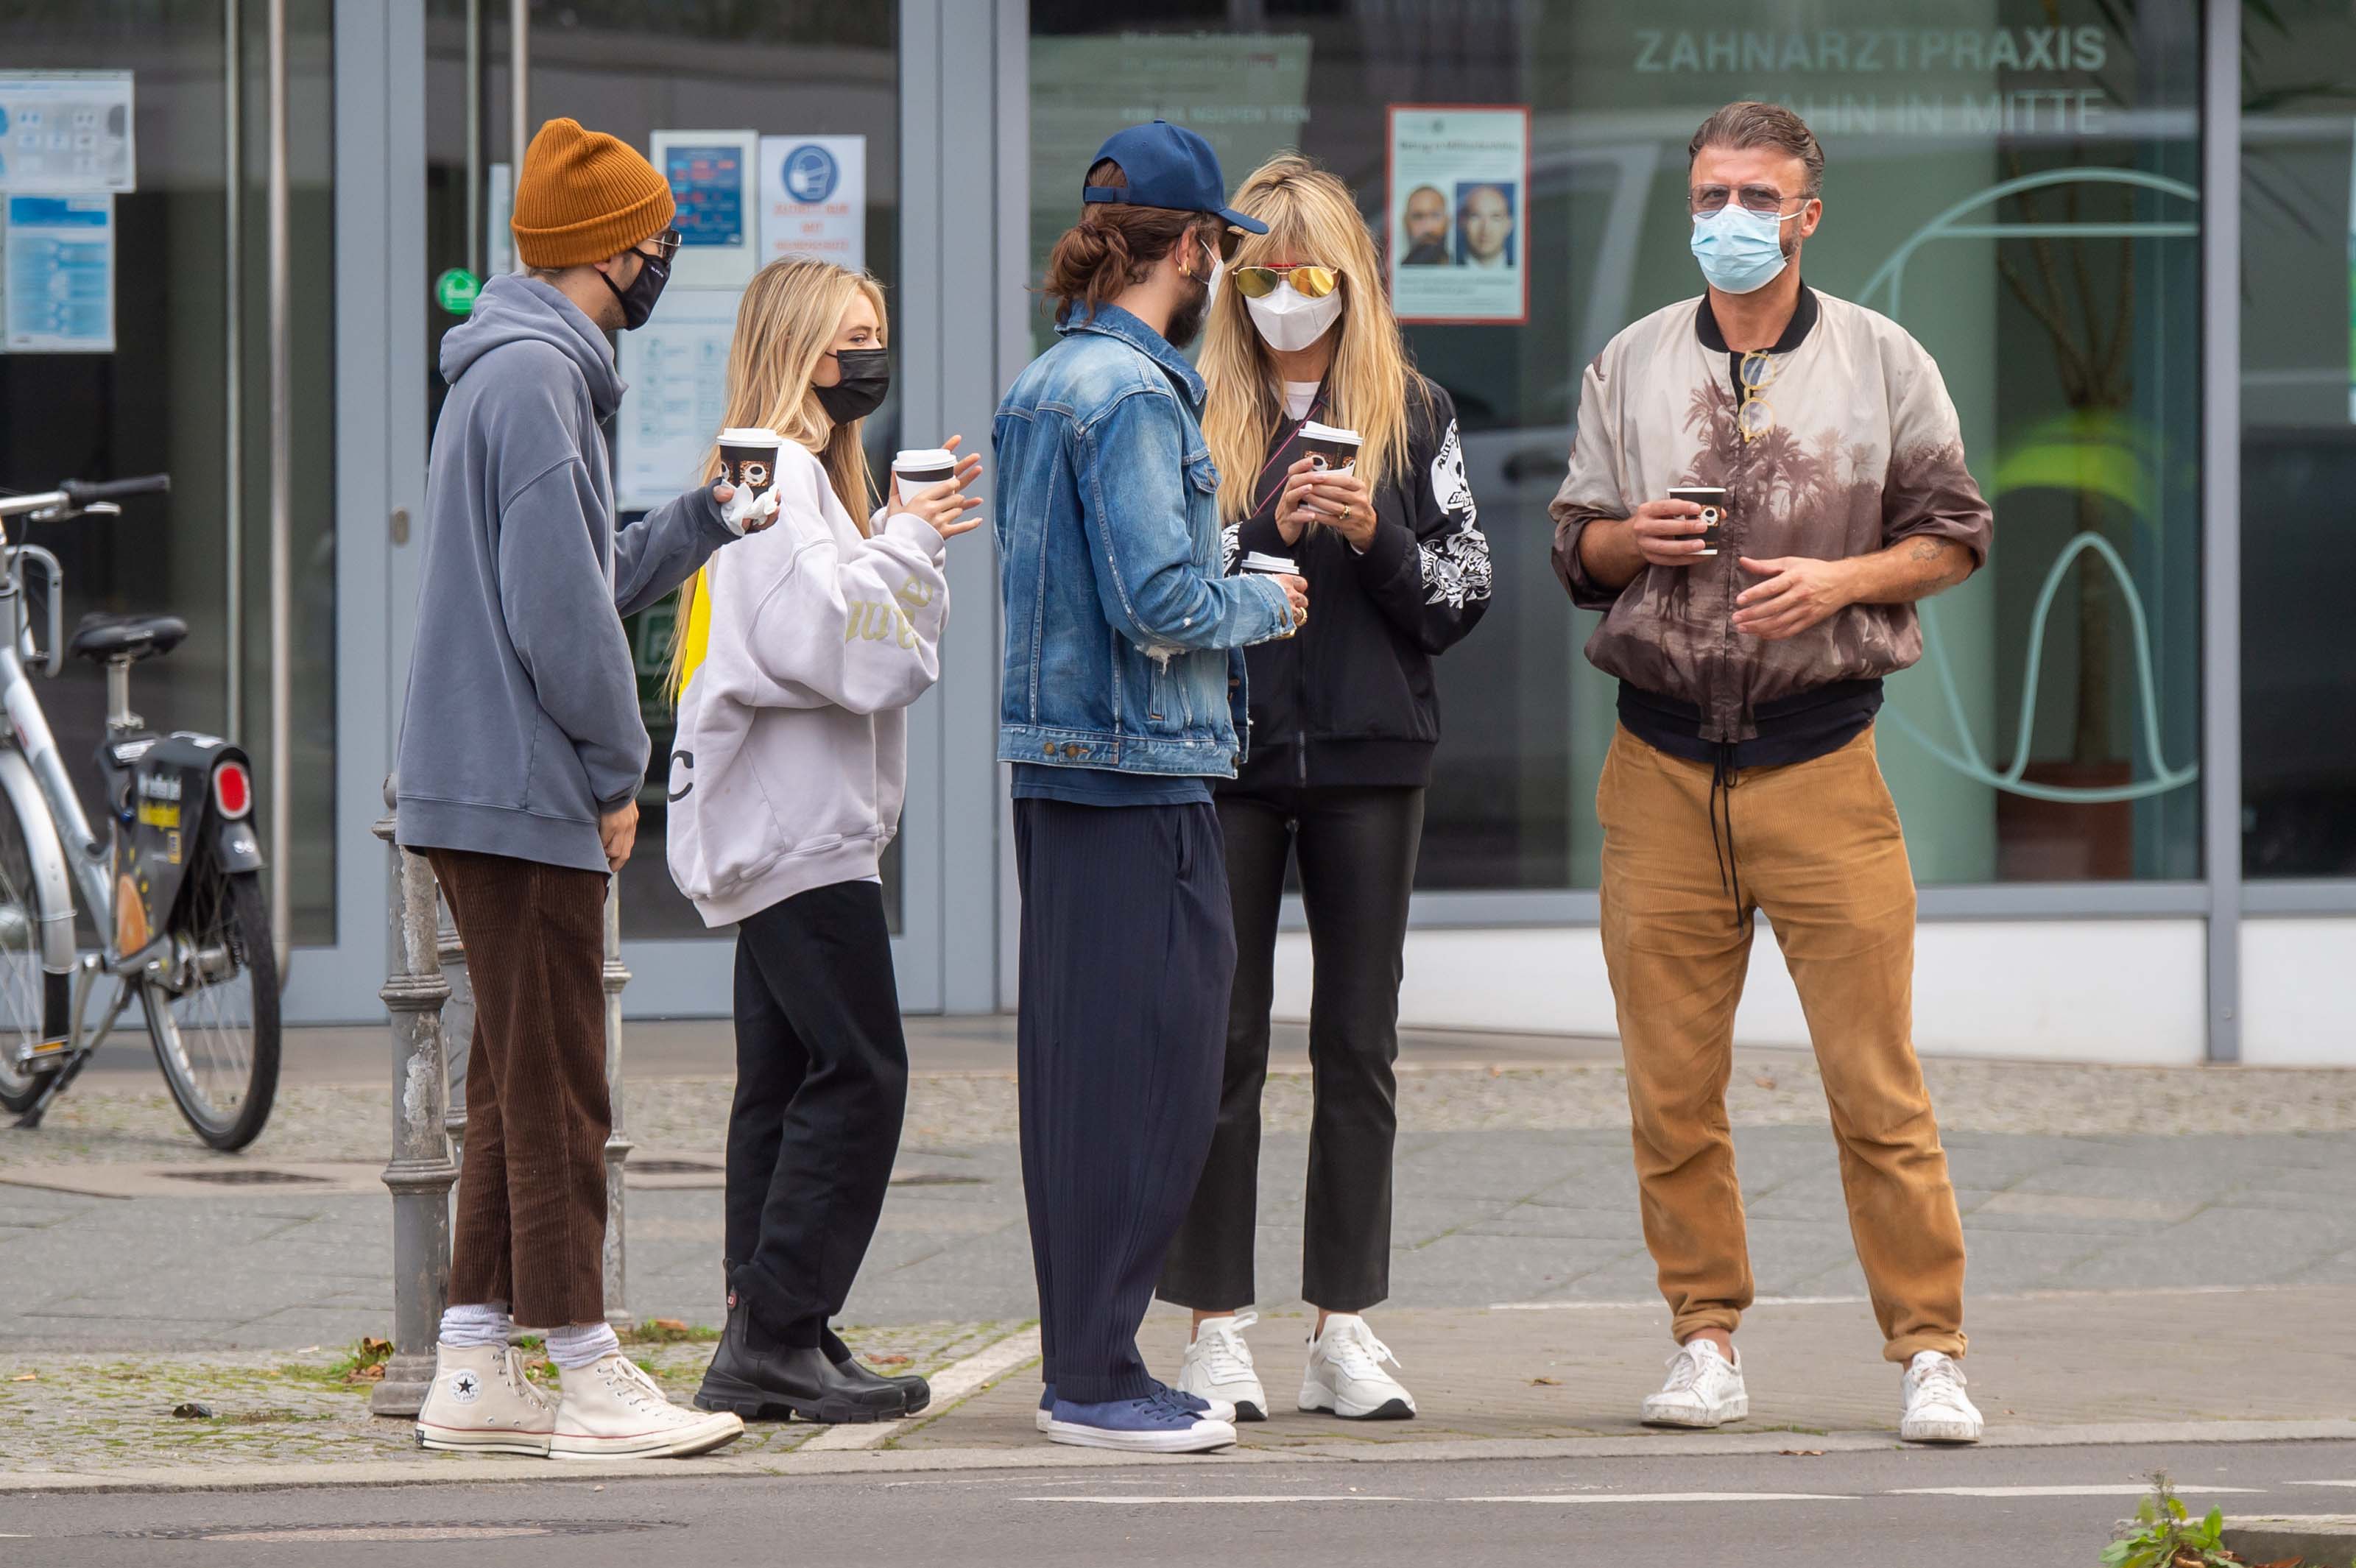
[663,258,981,1424]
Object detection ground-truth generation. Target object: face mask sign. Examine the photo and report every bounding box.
[816,347,892,423]
[1689,203,1801,296]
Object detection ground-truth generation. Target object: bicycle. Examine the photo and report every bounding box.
[0,475,281,1151]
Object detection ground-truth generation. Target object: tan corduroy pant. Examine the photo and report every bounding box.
[1596,725,1967,1363]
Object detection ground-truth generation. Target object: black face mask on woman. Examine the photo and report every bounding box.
[600,248,671,331]
[815,347,892,422]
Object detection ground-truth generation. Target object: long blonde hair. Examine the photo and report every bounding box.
[1200,154,1427,523]
[667,258,889,698]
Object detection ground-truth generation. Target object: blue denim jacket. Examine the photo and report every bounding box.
[994,304,1296,777]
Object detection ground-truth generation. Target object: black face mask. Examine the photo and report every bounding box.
[601,248,671,331]
[815,347,892,423]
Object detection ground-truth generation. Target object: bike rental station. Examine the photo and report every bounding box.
[1,0,2351,1136]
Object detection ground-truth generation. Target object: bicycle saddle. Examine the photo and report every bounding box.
[68,612,189,664]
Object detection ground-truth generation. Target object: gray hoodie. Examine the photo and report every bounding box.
[396,273,734,872]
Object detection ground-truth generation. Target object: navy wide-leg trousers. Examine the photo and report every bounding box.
[1013,797,1233,1405]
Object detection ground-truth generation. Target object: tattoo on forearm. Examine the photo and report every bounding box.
[1906,537,1966,594]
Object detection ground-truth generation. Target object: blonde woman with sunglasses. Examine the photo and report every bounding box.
[1160,154,1491,1424]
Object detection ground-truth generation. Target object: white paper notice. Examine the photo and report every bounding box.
[757,135,865,271]
[4,194,114,352]
[649,130,758,289]
[614,288,738,511]
[487,160,513,279]
[0,73,136,194]
[1386,105,1531,325]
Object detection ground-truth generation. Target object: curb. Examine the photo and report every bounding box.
[2221,1515,2356,1563]
[6,1419,2354,1497]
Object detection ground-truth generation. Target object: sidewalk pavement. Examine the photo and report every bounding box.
[3,1023,2353,1487]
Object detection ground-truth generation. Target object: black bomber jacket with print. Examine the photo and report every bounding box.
[1221,375,1492,793]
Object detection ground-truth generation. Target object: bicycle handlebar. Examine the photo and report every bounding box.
[60,474,171,506]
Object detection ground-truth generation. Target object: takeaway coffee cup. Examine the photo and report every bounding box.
[1297,420,1362,473]
[893,447,959,499]
[716,427,783,500]
[1239,551,1298,577]
[1668,484,1727,557]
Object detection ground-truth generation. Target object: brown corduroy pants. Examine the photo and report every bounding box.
[1596,725,1967,1364]
[426,848,612,1329]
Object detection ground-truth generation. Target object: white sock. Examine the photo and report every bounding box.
[546,1322,621,1370]
[438,1301,512,1349]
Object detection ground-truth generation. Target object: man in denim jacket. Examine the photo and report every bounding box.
[995,121,1306,1455]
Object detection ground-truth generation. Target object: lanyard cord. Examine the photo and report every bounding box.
[1247,384,1328,520]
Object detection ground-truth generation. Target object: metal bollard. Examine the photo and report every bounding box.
[600,880,633,1330]
[436,890,473,1165]
[371,777,458,1418]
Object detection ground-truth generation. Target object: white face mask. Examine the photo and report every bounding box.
[1244,280,1344,354]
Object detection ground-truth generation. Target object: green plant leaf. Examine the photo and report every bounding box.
[2137,1497,2158,1525]
[2168,1495,2188,1520]
[2201,1505,2223,1537]
[2098,1541,2132,1566]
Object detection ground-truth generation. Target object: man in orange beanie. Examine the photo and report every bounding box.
[399,117,762,1461]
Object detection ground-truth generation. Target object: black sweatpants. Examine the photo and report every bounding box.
[1160,784,1424,1313]
[1015,797,1233,1405]
[724,880,910,1348]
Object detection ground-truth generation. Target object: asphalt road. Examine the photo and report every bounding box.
[12,1440,2355,1567]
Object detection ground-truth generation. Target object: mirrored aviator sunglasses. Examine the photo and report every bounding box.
[1231,264,1341,301]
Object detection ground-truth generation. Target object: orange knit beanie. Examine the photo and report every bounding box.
[511,117,676,269]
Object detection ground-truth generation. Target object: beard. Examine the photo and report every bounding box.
[1165,271,1213,350]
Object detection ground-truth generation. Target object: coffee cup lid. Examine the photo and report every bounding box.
[718,426,781,446]
[1298,420,1362,445]
[893,448,956,470]
[1240,551,1299,574]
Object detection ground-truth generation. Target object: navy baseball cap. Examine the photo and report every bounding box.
[1082,121,1268,234]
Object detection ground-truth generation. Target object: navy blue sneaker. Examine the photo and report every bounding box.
[1043,1392,1235,1453]
[1034,1380,1237,1431]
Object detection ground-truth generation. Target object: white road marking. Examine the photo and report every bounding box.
[798,1326,1042,1453]
[1020,1496,1409,1505]
[1887,1486,2264,1498]
[1456,1492,1856,1504]
[2288,1480,2356,1487]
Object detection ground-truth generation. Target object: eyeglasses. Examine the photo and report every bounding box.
[1737,350,1780,442]
[1690,185,1806,216]
[1230,264,1341,300]
[641,227,684,262]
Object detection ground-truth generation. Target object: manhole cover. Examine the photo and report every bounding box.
[629,1159,723,1176]
[162,1168,331,1187]
[123,1519,666,1542]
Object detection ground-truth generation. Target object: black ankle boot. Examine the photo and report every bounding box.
[694,1295,907,1424]
[822,1325,931,1416]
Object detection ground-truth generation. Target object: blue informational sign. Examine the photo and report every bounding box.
[4,193,115,353]
[663,144,745,248]
[780,143,840,205]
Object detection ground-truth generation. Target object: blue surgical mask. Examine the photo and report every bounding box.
[1690,204,1799,295]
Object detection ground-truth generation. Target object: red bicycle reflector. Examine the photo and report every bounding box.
[213,761,253,819]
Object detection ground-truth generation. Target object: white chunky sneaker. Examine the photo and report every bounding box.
[1299,1315,1416,1421]
[1178,1313,1268,1423]
[1899,1350,1983,1444]
[1640,1338,1749,1428]
[551,1352,745,1459]
[415,1342,557,1457]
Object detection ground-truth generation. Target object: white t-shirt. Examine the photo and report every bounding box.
[1283,380,1319,420]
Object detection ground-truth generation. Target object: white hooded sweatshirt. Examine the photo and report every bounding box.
[666,441,949,927]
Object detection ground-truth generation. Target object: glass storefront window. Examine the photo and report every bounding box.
[0,1,337,943]
[1029,0,2204,890]
[2239,0,2356,879]
[424,1,902,938]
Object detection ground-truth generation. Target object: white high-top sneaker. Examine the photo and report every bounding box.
[415,1342,557,1457]
[1299,1315,1416,1421]
[1899,1350,1983,1444]
[551,1352,745,1459]
[1177,1313,1268,1423]
[1640,1338,1749,1428]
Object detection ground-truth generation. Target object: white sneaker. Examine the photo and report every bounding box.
[1298,1315,1416,1421]
[415,1342,557,1457]
[1899,1350,1983,1444]
[1178,1313,1268,1422]
[550,1352,745,1459]
[1641,1338,1749,1428]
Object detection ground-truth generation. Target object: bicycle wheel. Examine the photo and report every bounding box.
[141,869,280,1150]
[0,785,52,1114]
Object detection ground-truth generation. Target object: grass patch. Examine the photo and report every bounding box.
[621,1318,719,1346]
